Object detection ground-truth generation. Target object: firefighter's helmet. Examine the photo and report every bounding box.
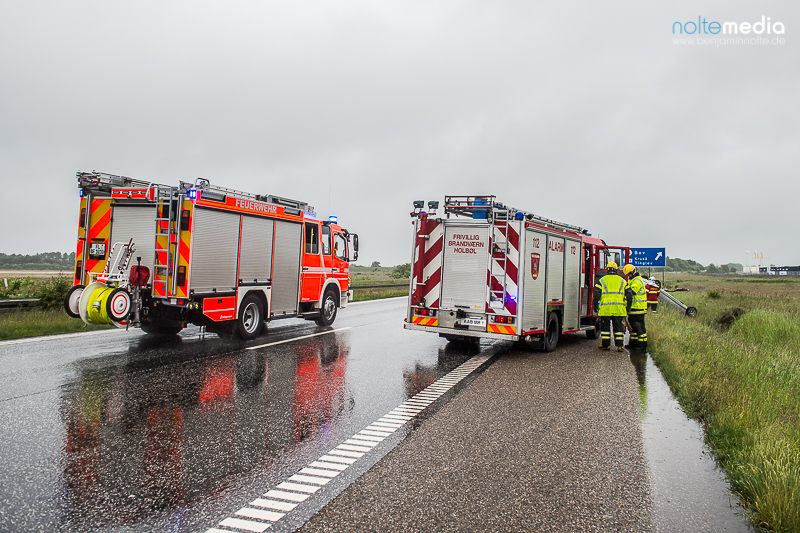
[623,264,636,275]
[606,261,618,271]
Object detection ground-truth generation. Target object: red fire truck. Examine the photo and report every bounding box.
[404,196,629,350]
[65,171,358,339]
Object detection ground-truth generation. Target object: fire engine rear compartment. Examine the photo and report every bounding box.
[406,196,598,349]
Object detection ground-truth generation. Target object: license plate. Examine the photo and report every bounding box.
[461,317,486,327]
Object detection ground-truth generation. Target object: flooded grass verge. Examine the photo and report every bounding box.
[648,277,800,532]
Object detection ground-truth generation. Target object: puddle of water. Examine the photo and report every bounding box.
[630,353,755,533]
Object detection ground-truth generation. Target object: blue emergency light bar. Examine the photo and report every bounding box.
[187,189,197,199]
[329,215,338,224]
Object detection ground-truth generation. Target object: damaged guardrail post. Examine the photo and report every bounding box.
[659,291,697,317]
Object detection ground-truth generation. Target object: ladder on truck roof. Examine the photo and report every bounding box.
[77,170,167,194]
[443,195,586,234]
[181,179,316,216]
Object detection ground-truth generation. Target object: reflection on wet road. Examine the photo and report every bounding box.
[631,352,754,532]
[0,298,489,532]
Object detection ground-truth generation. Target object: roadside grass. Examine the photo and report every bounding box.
[0,308,111,340]
[351,286,408,302]
[649,277,800,532]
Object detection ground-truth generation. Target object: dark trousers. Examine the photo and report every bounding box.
[648,303,658,312]
[628,313,647,349]
[599,316,625,348]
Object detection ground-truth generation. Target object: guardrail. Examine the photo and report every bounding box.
[0,298,40,313]
[658,291,697,317]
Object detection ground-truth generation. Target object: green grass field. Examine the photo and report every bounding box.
[0,308,112,340]
[649,276,800,532]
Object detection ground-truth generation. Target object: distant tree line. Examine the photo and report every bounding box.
[665,256,742,274]
[0,252,75,270]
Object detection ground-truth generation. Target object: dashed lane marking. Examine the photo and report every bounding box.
[205,353,491,533]
[246,327,352,350]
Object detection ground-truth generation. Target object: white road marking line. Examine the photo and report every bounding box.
[354,434,385,442]
[319,454,357,464]
[402,401,432,407]
[373,421,403,428]
[264,490,309,502]
[219,517,270,532]
[382,414,412,420]
[236,507,285,521]
[365,425,396,433]
[337,443,372,452]
[246,327,352,350]
[302,466,342,476]
[328,449,364,458]
[360,429,391,439]
[250,498,298,512]
[391,410,419,416]
[0,328,126,347]
[290,474,331,485]
[345,439,378,448]
[276,482,319,494]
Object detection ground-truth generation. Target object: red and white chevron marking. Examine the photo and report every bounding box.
[411,215,444,309]
[486,220,520,315]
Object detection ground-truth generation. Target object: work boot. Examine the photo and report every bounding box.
[617,346,624,352]
[635,343,647,351]
[599,345,610,351]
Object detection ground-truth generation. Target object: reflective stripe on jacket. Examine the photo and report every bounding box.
[595,274,628,316]
[628,275,648,314]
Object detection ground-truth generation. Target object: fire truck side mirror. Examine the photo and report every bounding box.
[351,234,359,262]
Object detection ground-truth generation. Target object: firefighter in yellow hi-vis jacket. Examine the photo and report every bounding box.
[594,262,632,352]
[623,264,648,351]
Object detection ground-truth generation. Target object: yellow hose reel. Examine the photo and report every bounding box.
[78,282,132,328]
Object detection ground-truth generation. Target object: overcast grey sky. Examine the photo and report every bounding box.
[1,0,797,268]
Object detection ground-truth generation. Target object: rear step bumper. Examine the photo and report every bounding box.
[404,322,519,341]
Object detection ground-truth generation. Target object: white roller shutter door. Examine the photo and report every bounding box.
[108,205,157,276]
[190,208,240,293]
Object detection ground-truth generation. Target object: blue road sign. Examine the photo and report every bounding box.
[630,248,666,267]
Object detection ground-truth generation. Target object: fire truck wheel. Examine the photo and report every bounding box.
[586,321,599,339]
[544,312,560,352]
[64,285,85,318]
[316,289,338,326]
[106,288,132,321]
[237,295,264,340]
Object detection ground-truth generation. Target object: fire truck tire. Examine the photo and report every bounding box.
[544,312,560,352]
[142,324,183,336]
[586,321,599,339]
[105,288,132,321]
[237,295,264,340]
[64,285,85,318]
[315,289,338,326]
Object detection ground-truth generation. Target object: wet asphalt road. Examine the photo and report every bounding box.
[0,297,752,532]
[1,297,489,532]
[298,334,652,533]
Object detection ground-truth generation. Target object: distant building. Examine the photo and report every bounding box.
[758,265,800,276]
